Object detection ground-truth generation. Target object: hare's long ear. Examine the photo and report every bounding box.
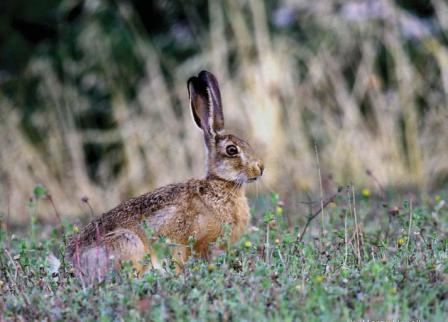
[198,71,224,132]
[187,76,210,135]
[187,71,224,138]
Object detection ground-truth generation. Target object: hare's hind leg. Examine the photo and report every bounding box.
[77,226,159,282]
[77,229,145,282]
[105,226,160,274]
[78,244,110,283]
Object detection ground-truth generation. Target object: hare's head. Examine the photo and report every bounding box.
[188,71,264,184]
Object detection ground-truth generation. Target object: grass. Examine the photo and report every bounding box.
[1,187,447,321]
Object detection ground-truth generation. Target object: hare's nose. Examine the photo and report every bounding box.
[257,161,264,176]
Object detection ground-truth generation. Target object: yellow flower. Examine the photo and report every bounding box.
[73,225,79,233]
[244,241,252,248]
[314,275,324,283]
[276,206,283,216]
[361,188,371,198]
[389,287,397,295]
[207,264,216,272]
[423,38,440,53]
[435,195,441,202]
[397,238,406,247]
[297,179,311,192]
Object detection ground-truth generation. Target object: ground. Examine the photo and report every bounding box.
[1,188,447,321]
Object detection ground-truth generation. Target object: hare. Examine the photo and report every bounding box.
[66,71,264,280]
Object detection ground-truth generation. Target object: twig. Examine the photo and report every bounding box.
[406,199,413,253]
[351,185,363,264]
[3,175,11,249]
[82,196,96,219]
[4,248,18,281]
[343,208,348,267]
[297,186,344,242]
[46,195,62,225]
[366,169,386,201]
[277,249,286,271]
[314,142,325,235]
[45,195,68,282]
[265,222,270,264]
[46,195,64,234]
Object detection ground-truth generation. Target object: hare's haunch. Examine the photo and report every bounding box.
[66,71,264,280]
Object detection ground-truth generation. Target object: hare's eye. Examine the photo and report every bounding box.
[226,145,238,156]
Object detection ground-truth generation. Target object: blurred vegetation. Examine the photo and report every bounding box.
[1,0,448,224]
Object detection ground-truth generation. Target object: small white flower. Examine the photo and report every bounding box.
[46,253,61,274]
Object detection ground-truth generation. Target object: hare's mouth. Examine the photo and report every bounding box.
[247,177,259,183]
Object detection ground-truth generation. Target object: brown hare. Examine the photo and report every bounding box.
[66,71,264,280]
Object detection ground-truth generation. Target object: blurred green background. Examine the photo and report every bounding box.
[1,0,447,225]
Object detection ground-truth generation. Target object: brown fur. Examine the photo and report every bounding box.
[66,71,263,279]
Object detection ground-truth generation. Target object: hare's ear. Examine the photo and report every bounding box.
[198,71,224,132]
[187,71,224,137]
[187,76,210,134]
